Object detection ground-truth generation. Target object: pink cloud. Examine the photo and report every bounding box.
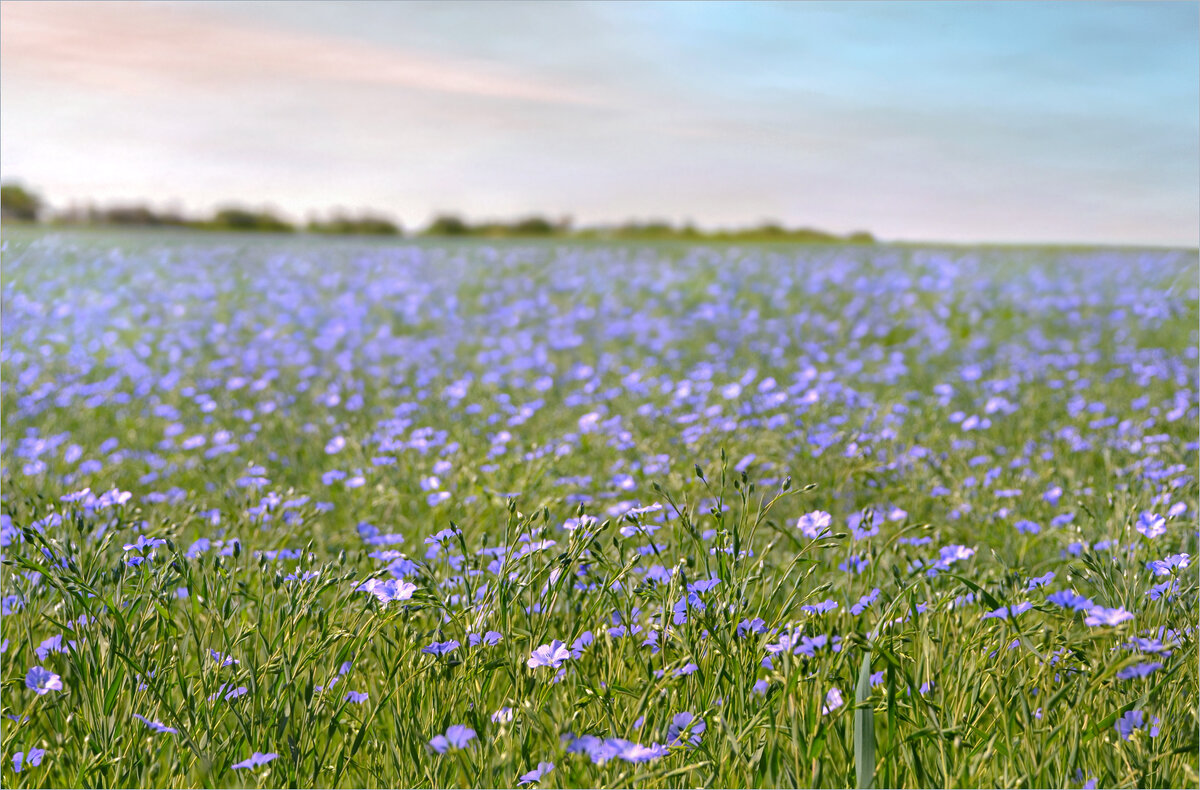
[1,1,599,105]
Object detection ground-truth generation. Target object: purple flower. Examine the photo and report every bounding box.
[1084,606,1134,627]
[133,713,178,734]
[614,741,669,763]
[1135,512,1166,539]
[565,735,667,765]
[1146,553,1190,576]
[1046,589,1094,611]
[208,684,248,702]
[35,634,73,661]
[528,640,571,669]
[231,752,279,770]
[358,578,417,605]
[209,650,239,667]
[518,761,555,785]
[344,691,368,704]
[1026,572,1055,589]
[851,588,882,615]
[468,631,503,647]
[571,631,594,658]
[1116,662,1163,680]
[1127,636,1175,655]
[123,535,167,553]
[796,510,832,539]
[1145,580,1175,601]
[822,687,845,715]
[839,554,870,574]
[424,527,461,546]
[429,724,476,753]
[25,666,63,695]
[492,707,514,723]
[422,639,460,657]
[801,599,838,615]
[737,617,766,638]
[1013,520,1040,535]
[981,602,1032,620]
[1114,710,1160,740]
[12,748,45,773]
[666,712,706,747]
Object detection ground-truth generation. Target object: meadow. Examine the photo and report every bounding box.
[0,231,1196,789]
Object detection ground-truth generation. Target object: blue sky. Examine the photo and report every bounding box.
[2,1,1196,244]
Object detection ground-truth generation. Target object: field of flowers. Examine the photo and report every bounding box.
[0,231,1196,789]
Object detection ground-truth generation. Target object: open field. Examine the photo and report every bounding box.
[1,231,1197,788]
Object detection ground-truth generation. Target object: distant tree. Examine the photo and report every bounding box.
[308,213,401,236]
[613,221,676,239]
[351,216,401,236]
[750,222,788,238]
[1,183,43,222]
[209,208,294,233]
[845,231,876,244]
[100,205,187,226]
[507,216,556,235]
[424,215,471,236]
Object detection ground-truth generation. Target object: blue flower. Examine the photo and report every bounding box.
[981,602,1032,620]
[12,748,45,773]
[822,687,845,715]
[358,578,417,605]
[666,712,706,747]
[528,640,571,669]
[25,666,63,695]
[208,684,248,701]
[852,588,882,615]
[122,535,167,553]
[801,599,838,615]
[1026,572,1055,589]
[429,724,476,753]
[736,617,766,637]
[421,639,460,656]
[35,634,74,661]
[518,761,555,785]
[796,510,832,539]
[1046,589,1093,610]
[1135,512,1166,539]
[468,631,503,647]
[1115,662,1163,680]
[231,752,279,770]
[133,713,178,734]
[1146,553,1190,576]
[1014,520,1040,535]
[1115,710,1160,740]
[344,691,369,704]
[1084,606,1134,627]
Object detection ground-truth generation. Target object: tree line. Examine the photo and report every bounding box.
[0,183,874,243]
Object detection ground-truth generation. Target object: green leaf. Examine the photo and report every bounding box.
[855,651,876,790]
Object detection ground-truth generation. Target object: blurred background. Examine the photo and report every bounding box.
[1,0,1197,245]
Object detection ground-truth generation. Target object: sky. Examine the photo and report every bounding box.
[1,0,1197,245]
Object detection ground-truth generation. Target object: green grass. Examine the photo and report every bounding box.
[1,231,1196,788]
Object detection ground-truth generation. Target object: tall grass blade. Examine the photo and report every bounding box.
[855,650,876,790]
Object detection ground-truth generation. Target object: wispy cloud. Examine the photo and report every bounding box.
[1,1,1195,245]
[1,1,600,105]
